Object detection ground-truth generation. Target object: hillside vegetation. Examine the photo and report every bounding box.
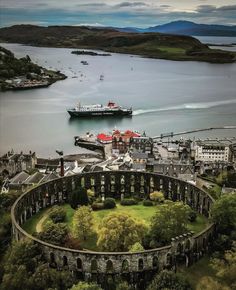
[0,25,235,63]
[0,46,66,91]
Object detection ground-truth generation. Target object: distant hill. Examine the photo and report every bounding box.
[118,21,236,37]
[0,25,235,63]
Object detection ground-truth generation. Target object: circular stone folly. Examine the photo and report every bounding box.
[11,171,215,283]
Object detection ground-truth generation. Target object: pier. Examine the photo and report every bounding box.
[152,126,236,139]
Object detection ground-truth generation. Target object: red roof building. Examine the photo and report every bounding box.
[97,133,113,144]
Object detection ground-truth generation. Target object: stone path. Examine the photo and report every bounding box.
[36,209,51,233]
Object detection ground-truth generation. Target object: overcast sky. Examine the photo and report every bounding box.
[1,0,236,28]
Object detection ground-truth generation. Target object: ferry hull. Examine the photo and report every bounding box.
[68,109,132,117]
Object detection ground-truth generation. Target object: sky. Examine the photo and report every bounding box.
[0,0,236,28]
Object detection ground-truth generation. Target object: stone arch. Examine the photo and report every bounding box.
[106,260,113,273]
[138,258,144,271]
[185,239,191,252]
[110,175,115,184]
[63,255,68,267]
[166,253,172,266]
[177,243,183,254]
[90,176,95,186]
[91,259,98,272]
[77,257,82,270]
[50,252,55,264]
[81,177,85,187]
[152,256,159,270]
[121,259,129,272]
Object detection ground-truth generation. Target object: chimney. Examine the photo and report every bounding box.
[60,157,64,177]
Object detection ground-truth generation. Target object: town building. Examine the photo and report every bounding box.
[194,141,232,162]
[0,150,36,177]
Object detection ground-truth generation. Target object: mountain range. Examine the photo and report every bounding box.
[115,21,236,37]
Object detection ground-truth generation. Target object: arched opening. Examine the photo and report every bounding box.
[185,240,191,252]
[49,252,57,268]
[152,256,158,270]
[91,259,98,272]
[138,258,144,271]
[122,260,129,272]
[177,243,183,254]
[106,260,113,273]
[81,177,85,187]
[77,258,82,270]
[166,253,172,266]
[50,252,55,263]
[203,237,207,249]
[63,255,68,267]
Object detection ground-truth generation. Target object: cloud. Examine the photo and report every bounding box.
[1,1,236,28]
[115,2,147,8]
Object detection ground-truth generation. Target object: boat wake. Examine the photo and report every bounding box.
[133,99,236,116]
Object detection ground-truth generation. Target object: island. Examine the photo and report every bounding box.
[0,46,66,91]
[71,50,111,56]
[0,25,235,63]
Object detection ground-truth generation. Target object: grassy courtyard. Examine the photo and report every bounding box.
[23,202,209,251]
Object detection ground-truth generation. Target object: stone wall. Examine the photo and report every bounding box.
[11,171,215,278]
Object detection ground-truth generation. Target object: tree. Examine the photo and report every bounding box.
[30,263,74,290]
[68,187,89,209]
[97,212,147,252]
[211,193,236,235]
[147,270,192,290]
[70,281,102,290]
[72,206,94,241]
[150,191,164,203]
[150,201,191,246]
[129,242,144,252]
[211,242,236,289]
[196,277,230,290]
[39,221,68,246]
[1,240,40,290]
[49,206,66,223]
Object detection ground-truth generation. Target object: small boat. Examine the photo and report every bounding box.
[68,101,132,117]
[100,74,104,81]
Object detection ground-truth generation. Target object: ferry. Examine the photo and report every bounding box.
[67,101,132,117]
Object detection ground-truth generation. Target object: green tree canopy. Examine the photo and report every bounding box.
[129,242,144,252]
[150,191,164,203]
[68,187,89,209]
[211,193,236,235]
[97,212,147,252]
[49,205,66,223]
[70,281,102,290]
[72,206,94,241]
[147,270,192,290]
[150,201,191,246]
[38,221,68,246]
[211,242,236,289]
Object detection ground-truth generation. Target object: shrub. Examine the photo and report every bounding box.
[188,209,197,222]
[143,200,153,206]
[39,221,68,246]
[49,205,66,223]
[103,198,116,209]
[91,202,104,211]
[129,242,144,252]
[150,191,165,203]
[120,199,138,206]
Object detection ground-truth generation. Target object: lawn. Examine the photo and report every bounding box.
[24,202,209,251]
[22,207,50,234]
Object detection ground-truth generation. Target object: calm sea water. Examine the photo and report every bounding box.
[0,39,236,157]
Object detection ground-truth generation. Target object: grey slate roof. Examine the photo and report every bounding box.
[10,171,30,184]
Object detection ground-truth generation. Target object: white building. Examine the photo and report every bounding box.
[195,141,231,162]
